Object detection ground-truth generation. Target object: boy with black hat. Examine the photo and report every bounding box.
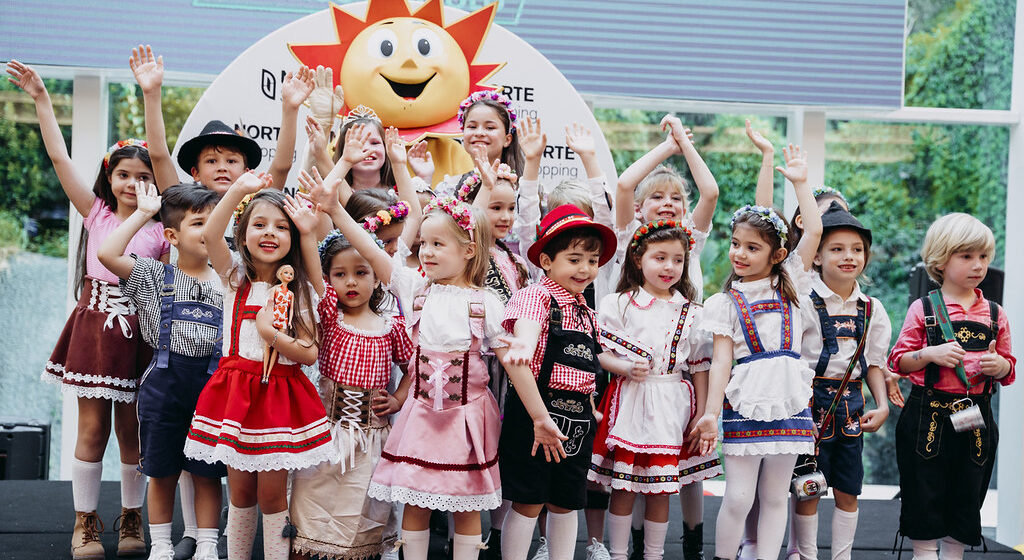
[499,204,616,560]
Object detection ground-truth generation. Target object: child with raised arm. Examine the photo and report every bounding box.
[98,183,227,560]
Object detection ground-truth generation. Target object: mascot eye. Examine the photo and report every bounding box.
[367,28,399,59]
[411,28,443,58]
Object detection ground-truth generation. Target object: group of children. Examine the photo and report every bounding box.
[6,47,1015,560]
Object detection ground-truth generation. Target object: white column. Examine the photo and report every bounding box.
[996,0,1024,547]
[785,109,826,215]
[59,73,109,480]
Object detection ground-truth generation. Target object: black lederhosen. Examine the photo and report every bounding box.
[499,296,602,510]
[894,298,1000,546]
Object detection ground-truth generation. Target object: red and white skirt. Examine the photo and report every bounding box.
[184,355,333,472]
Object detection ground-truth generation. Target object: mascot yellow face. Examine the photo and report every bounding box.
[290,0,502,141]
[342,17,468,128]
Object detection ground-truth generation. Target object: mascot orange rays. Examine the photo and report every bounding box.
[289,0,502,148]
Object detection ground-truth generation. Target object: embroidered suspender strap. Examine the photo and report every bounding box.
[665,301,691,373]
[927,289,972,390]
[730,289,800,364]
[155,264,176,368]
[728,289,765,355]
[816,298,872,444]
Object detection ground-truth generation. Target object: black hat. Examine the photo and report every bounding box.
[820,200,872,245]
[176,120,262,173]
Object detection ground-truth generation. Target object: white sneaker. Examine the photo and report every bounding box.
[586,538,611,560]
[193,542,219,560]
[531,537,549,560]
[148,541,175,560]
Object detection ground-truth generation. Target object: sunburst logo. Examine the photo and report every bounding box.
[289,0,503,142]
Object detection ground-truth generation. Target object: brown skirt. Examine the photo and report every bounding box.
[42,277,152,403]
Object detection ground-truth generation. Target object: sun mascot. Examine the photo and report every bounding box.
[289,0,503,185]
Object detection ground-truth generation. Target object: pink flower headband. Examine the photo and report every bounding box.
[457,90,517,129]
[423,195,476,240]
[104,138,147,168]
[362,200,410,233]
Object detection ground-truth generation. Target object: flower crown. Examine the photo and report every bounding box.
[812,186,847,203]
[731,205,788,243]
[343,105,381,125]
[318,228,384,258]
[362,201,410,233]
[496,162,518,186]
[423,195,476,240]
[630,219,694,251]
[233,193,257,222]
[456,172,480,201]
[103,138,148,168]
[457,90,517,129]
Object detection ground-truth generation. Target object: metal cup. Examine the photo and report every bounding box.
[791,458,829,501]
[949,398,985,432]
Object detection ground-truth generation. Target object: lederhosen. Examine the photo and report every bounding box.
[499,296,603,510]
[895,297,1000,546]
[137,264,225,479]
[808,291,868,495]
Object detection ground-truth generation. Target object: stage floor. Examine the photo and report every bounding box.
[0,481,1019,559]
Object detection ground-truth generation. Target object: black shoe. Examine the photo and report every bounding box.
[484,528,503,560]
[629,527,644,560]
[682,523,705,560]
[173,536,197,560]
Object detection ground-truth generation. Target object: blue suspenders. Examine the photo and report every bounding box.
[809,290,867,376]
[156,264,223,374]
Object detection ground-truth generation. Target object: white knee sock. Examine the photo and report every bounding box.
[606,512,633,560]
[938,536,965,560]
[642,519,668,560]
[178,471,198,540]
[502,509,539,560]
[120,462,146,509]
[545,510,579,560]
[150,522,172,547]
[196,527,219,549]
[911,539,939,560]
[754,455,799,560]
[790,513,817,560]
[226,504,257,560]
[71,457,103,512]
[261,510,290,560]
[491,500,512,531]
[715,455,760,558]
[830,508,858,560]
[453,533,484,560]
[400,528,431,560]
[680,482,704,530]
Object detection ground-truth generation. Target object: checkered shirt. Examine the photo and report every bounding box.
[503,276,600,394]
[121,256,223,358]
[318,285,415,388]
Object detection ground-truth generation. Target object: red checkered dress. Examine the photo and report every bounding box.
[318,285,414,388]
[503,276,598,394]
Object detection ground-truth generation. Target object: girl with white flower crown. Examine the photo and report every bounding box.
[691,145,822,560]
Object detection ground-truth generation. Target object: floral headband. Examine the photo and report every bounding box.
[233,193,256,222]
[363,201,410,234]
[630,219,694,251]
[103,138,147,168]
[457,90,517,129]
[496,162,518,185]
[423,195,476,240]
[318,228,384,257]
[731,205,788,244]
[343,105,381,125]
[455,172,480,202]
[812,186,847,203]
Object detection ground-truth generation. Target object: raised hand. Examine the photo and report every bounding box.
[134,181,162,217]
[283,193,319,235]
[297,168,340,215]
[384,126,408,165]
[564,123,596,159]
[775,143,808,185]
[341,123,373,166]
[307,65,345,130]
[745,119,774,155]
[517,116,547,161]
[660,114,694,153]
[407,141,435,181]
[232,171,273,195]
[129,45,164,94]
[304,115,328,157]
[532,416,568,463]
[281,66,315,110]
[5,60,47,99]
[472,145,500,190]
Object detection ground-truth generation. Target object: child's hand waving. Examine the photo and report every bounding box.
[341,124,373,166]
[660,114,694,153]
[407,141,435,182]
[281,66,315,110]
[129,45,163,94]
[304,115,328,158]
[384,126,407,165]
[517,116,547,162]
[307,65,345,132]
[745,119,774,155]
[297,168,340,215]
[283,194,319,236]
[775,144,808,185]
[472,145,501,191]
[564,123,595,159]
[6,60,46,99]
[232,171,273,195]
[134,181,162,218]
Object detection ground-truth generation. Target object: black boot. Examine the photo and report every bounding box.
[484,527,503,560]
[629,527,645,560]
[682,523,705,560]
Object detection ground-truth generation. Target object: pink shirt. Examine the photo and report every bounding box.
[887,289,1015,394]
[84,198,168,284]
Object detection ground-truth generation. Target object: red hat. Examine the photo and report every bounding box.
[527,204,617,268]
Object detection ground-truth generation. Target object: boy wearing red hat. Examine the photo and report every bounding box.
[499,204,617,560]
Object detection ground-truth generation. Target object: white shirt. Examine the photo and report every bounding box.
[799,275,891,380]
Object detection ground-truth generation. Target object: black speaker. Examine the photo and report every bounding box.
[907,263,1004,306]
[0,420,50,480]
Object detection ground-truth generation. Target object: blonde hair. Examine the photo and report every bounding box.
[921,213,995,284]
[422,205,492,288]
[635,166,690,208]
[548,180,592,216]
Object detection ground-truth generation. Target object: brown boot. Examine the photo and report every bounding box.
[71,510,105,560]
[114,506,146,557]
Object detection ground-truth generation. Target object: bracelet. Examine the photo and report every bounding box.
[271,332,279,348]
